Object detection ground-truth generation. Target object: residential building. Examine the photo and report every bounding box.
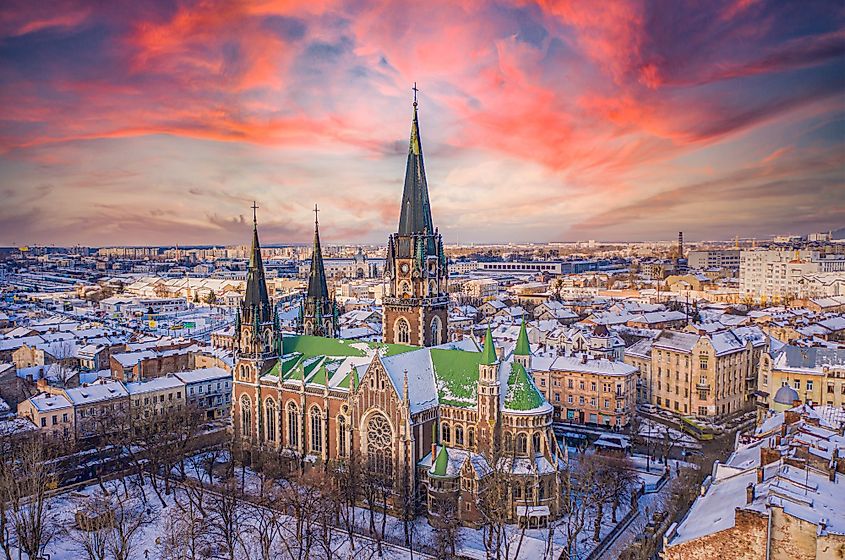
[16,392,74,440]
[625,328,768,418]
[532,349,637,427]
[175,367,232,420]
[125,375,185,421]
[739,249,845,304]
[687,249,740,271]
[757,346,845,409]
[64,381,129,439]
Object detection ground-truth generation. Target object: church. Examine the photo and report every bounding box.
[232,95,564,528]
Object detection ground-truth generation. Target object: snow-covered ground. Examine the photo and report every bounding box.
[636,418,702,449]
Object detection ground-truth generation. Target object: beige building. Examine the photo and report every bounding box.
[17,392,74,440]
[625,328,767,419]
[531,353,637,427]
[757,346,845,409]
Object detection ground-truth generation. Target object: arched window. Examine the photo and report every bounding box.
[455,425,464,446]
[532,432,541,455]
[504,432,513,452]
[399,281,411,297]
[468,427,475,449]
[310,407,323,453]
[539,480,546,500]
[396,318,411,344]
[265,399,277,443]
[337,415,348,458]
[442,423,451,444]
[430,316,442,346]
[517,433,528,455]
[287,402,299,448]
[429,280,437,296]
[240,396,251,438]
[366,413,393,480]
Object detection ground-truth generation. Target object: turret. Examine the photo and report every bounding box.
[514,319,532,369]
[477,326,500,424]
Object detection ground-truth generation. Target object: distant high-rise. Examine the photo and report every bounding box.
[382,92,449,347]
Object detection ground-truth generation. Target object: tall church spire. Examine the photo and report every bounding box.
[398,90,434,236]
[298,205,337,338]
[243,201,271,322]
[307,204,329,300]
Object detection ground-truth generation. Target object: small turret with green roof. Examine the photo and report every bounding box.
[431,445,449,477]
[480,326,498,365]
[504,361,546,412]
[514,319,532,368]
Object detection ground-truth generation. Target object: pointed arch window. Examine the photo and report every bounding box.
[240,395,252,438]
[287,402,299,448]
[337,415,348,458]
[265,399,277,443]
[504,432,513,453]
[430,316,442,346]
[517,433,528,455]
[532,432,541,455]
[468,427,475,449]
[455,425,464,446]
[396,318,411,344]
[366,413,393,480]
[310,406,323,454]
[442,423,451,444]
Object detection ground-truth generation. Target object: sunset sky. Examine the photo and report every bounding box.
[1,0,843,247]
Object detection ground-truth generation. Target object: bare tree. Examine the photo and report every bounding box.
[157,496,209,560]
[0,436,56,560]
[207,480,247,560]
[603,455,639,523]
[104,482,154,560]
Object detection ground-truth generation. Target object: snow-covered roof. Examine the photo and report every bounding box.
[652,331,700,353]
[174,367,231,385]
[125,375,184,395]
[65,381,129,405]
[379,348,439,414]
[535,354,637,376]
[28,392,73,412]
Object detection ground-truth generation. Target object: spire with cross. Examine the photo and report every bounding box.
[314,203,319,226]
[412,82,419,107]
[252,201,259,227]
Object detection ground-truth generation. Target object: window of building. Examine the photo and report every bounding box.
[338,415,348,458]
[442,423,451,443]
[396,318,411,344]
[567,395,573,404]
[455,425,464,446]
[265,399,277,442]
[310,407,323,453]
[517,433,528,454]
[468,427,475,448]
[40,417,46,427]
[240,396,251,438]
[287,402,299,447]
[794,380,800,390]
[806,380,813,391]
[532,432,541,454]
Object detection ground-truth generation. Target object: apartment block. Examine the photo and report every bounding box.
[531,353,637,427]
[757,346,845,409]
[625,328,768,419]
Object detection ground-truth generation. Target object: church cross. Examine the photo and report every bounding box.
[251,201,259,225]
[412,82,419,106]
[314,203,319,225]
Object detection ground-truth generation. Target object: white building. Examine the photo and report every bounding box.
[739,249,845,303]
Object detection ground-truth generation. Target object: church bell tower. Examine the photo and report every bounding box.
[382,87,449,347]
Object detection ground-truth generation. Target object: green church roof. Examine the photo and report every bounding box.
[430,348,483,408]
[504,362,545,411]
[480,326,497,365]
[514,320,531,356]
[282,335,414,360]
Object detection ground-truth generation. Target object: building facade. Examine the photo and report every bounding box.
[625,329,767,419]
[757,346,845,409]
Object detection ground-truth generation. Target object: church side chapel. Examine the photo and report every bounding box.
[232,93,565,528]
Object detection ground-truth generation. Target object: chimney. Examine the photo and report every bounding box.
[746,482,755,504]
[830,460,837,483]
[756,466,764,484]
[581,353,588,364]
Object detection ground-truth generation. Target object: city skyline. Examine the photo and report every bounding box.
[1,1,843,247]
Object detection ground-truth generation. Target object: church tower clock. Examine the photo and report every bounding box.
[383,88,449,347]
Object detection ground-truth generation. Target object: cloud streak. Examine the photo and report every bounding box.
[0,0,842,245]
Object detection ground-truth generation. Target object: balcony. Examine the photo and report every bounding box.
[696,382,710,391]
